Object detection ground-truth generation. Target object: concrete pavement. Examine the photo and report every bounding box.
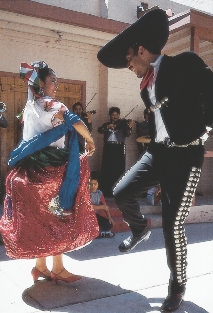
[0,222,213,313]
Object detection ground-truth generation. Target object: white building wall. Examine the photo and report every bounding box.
[31,0,108,17]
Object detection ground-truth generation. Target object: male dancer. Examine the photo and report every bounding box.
[97,8,213,312]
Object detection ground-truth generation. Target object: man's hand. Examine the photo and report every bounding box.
[107,123,115,129]
[128,119,135,128]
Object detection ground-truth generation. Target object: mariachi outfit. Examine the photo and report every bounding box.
[97,8,213,303]
[114,51,213,293]
[98,118,132,197]
[0,62,98,259]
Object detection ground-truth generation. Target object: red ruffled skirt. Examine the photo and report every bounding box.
[0,155,99,259]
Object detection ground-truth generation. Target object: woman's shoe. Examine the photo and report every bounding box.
[31,267,52,282]
[51,268,82,284]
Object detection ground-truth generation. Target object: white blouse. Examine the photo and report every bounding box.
[23,97,67,148]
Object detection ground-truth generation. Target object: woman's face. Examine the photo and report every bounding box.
[73,105,83,116]
[40,72,58,98]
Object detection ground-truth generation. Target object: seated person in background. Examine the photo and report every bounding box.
[136,108,150,154]
[90,172,115,238]
[72,102,93,153]
[147,184,162,206]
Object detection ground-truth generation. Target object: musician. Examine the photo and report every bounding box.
[97,8,213,312]
[98,106,134,197]
[72,102,93,153]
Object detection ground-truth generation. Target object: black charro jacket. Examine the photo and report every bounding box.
[141,52,213,145]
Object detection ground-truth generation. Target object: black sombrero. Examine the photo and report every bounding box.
[97,8,169,69]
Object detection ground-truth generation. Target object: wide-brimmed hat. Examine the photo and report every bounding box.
[97,8,169,69]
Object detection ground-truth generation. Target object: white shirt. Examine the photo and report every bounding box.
[23,97,66,148]
[147,55,169,142]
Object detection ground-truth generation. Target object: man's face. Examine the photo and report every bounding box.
[126,47,148,78]
[73,105,83,116]
[110,111,120,122]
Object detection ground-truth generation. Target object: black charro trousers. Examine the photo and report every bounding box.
[114,143,204,291]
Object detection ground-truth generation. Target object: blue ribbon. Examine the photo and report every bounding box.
[8,111,81,210]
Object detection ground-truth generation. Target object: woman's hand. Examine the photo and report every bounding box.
[85,112,92,124]
[85,137,95,156]
[54,105,67,121]
[72,121,95,156]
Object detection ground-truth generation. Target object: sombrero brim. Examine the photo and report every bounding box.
[97,9,169,69]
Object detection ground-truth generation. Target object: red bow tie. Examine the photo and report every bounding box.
[140,68,154,90]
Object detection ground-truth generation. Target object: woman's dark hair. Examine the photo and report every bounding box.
[109,106,120,116]
[72,102,83,111]
[38,67,55,82]
[33,67,55,95]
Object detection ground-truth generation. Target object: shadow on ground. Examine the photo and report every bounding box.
[22,278,149,311]
[22,278,210,313]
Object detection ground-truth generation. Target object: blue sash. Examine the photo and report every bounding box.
[8,111,81,210]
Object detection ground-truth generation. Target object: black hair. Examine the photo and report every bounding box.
[38,67,55,82]
[90,171,100,182]
[130,42,159,56]
[130,43,140,55]
[33,67,55,95]
[109,106,120,116]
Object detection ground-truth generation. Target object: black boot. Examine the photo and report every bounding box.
[118,225,151,252]
[161,281,186,312]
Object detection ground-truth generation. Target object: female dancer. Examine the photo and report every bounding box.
[0,61,99,283]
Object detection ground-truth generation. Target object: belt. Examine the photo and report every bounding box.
[158,138,204,148]
[106,141,123,145]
